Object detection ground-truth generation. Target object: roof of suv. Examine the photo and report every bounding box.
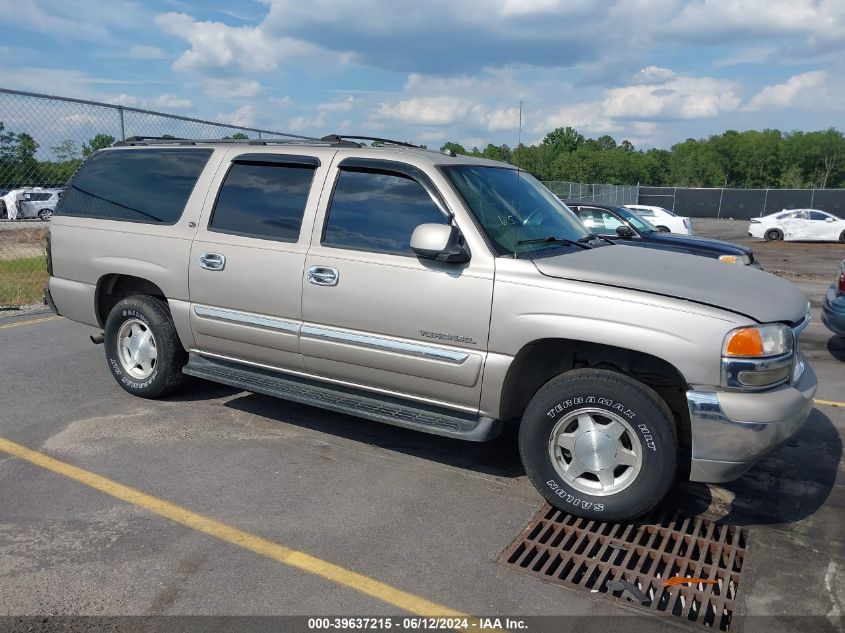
[112,135,513,169]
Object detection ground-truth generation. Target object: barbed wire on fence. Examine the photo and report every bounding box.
[0,88,304,308]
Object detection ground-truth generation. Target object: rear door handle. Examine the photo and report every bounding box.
[199,252,226,271]
[307,266,339,286]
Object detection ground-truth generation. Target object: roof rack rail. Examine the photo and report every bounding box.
[320,134,420,148]
[116,135,325,147]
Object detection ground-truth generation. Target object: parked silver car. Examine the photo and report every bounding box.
[18,188,62,220]
[45,136,816,520]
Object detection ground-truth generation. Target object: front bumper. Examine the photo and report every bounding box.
[686,354,816,482]
[821,285,845,336]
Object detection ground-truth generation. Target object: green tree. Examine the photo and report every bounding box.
[542,126,585,155]
[440,141,467,155]
[82,133,116,157]
[51,140,80,162]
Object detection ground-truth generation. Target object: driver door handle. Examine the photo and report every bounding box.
[308,266,339,286]
[198,252,226,271]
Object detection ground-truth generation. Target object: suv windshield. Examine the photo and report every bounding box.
[442,165,592,256]
[615,206,659,233]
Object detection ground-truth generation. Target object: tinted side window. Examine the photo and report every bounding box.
[58,148,212,224]
[809,211,831,221]
[323,168,446,255]
[210,162,316,242]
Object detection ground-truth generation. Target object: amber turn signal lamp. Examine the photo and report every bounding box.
[724,327,764,356]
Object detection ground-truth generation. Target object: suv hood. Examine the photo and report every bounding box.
[645,232,751,255]
[532,245,807,323]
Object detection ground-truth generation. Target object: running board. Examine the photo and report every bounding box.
[183,354,502,442]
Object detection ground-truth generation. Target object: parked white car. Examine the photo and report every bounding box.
[748,209,845,242]
[625,204,693,235]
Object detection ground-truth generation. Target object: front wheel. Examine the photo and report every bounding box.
[104,295,187,399]
[656,225,671,232]
[839,230,845,243]
[519,369,677,521]
[38,208,53,221]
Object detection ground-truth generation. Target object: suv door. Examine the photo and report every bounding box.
[301,157,493,411]
[189,151,330,370]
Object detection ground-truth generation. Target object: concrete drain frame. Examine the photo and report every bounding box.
[498,504,748,630]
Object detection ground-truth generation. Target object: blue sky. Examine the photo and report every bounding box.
[1,0,843,149]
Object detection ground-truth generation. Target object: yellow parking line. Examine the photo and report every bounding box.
[815,398,845,408]
[0,435,467,618]
[0,315,60,330]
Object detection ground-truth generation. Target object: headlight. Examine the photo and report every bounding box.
[722,323,794,390]
[719,254,751,265]
[722,323,793,357]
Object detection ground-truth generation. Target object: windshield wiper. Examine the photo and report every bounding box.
[517,236,593,250]
[579,233,614,245]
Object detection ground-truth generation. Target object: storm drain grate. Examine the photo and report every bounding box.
[498,504,748,631]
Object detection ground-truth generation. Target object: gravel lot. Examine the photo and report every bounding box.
[0,219,842,632]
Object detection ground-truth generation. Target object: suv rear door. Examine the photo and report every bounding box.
[189,149,332,370]
[300,156,493,411]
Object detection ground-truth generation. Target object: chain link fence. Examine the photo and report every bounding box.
[0,88,304,309]
[542,181,640,206]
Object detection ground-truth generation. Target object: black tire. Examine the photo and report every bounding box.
[839,230,845,243]
[518,369,677,521]
[0,201,6,219]
[38,208,53,221]
[656,225,671,232]
[765,228,783,241]
[104,295,187,399]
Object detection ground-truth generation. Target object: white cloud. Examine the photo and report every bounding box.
[108,93,193,110]
[744,70,829,111]
[602,73,741,120]
[217,104,258,128]
[377,97,475,126]
[154,12,312,74]
[128,45,166,60]
[203,79,264,100]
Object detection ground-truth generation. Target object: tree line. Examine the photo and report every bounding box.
[1,118,842,190]
[0,125,251,188]
[441,127,844,189]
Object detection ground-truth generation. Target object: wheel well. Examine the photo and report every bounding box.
[500,339,691,446]
[95,274,167,327]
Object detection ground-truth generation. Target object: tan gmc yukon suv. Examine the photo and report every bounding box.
[46,135,817,520]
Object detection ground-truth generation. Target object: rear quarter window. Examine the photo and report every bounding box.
[56,148,212,224]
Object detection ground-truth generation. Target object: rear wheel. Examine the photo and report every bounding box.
[656,225,671,232]
[518,369,677,521]
[104,295,187,398]
[765,228,783,241]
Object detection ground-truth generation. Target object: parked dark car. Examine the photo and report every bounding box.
[822,260,845,336]
[564,201,760,267]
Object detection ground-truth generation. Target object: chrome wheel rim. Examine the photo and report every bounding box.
[548,407,643,496]
[117,318,157,380]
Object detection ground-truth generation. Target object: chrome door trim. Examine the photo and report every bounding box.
[188,349,478,414]
[193,305,300,334]
[301,324,469,364]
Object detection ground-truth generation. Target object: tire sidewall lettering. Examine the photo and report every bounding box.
[546,394,657,452]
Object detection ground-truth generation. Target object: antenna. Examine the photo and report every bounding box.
[513,100,523,259]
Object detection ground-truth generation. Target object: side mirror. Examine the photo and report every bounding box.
[826,217,835,223]
[616,225,635,238]
[410,223,470,263]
